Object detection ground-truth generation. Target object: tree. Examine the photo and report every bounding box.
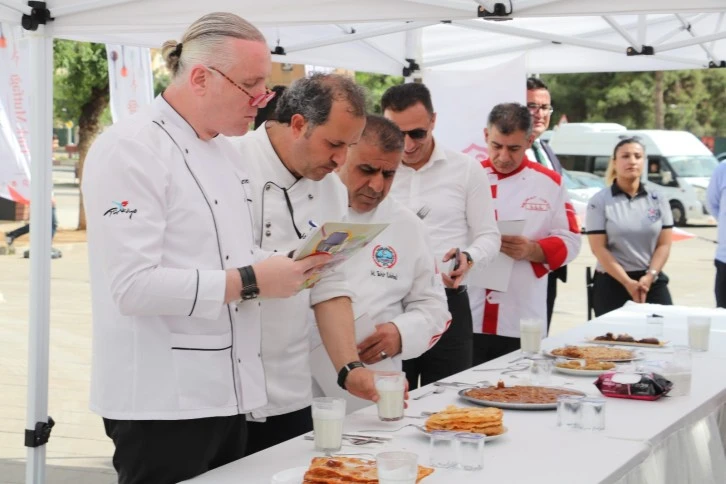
[354,72,404,113]
[54,40,109,230]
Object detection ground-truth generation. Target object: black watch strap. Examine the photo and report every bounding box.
[238,265,259,300]
[337,361,365,390]
[462,251,474,267]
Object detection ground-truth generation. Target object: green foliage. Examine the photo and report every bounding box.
[355,72,404,113]
[542,70,726,136]
[53,40,109,126]
[154,69,171,97]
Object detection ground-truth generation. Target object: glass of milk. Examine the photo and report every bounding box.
[374,371,406,421]
[664,345,693,396]
[311,397,346,454]
[376,451,418,484]
[520,318,543,355]
[688,316,711,352]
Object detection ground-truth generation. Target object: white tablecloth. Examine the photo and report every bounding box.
[184,305,726,484]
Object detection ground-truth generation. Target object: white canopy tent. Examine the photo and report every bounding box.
[0,1,725,482]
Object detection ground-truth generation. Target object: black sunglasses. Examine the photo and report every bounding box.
[400,128,429,140]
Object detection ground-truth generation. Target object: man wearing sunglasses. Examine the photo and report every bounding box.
[82,13,333,484]
[233,74,379,455]
[525,77,568,332]
[381,83,500,389]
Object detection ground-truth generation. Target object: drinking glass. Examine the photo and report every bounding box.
[520,318,543,355]
[428,431,456,468]
[580,397,606,431]
[557,395,584,429]
[376,451,418,484]
[687,316,711,352]
[374,371,406,421]
[311,397,346,454]
[455,432,485,471]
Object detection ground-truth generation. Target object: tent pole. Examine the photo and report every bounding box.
[658,30,726,53]
[0,0,31,15]
[286,21,436,53]
[25,22,53,484]
[334,25,406,68]
[675,14,721,64]
[404,28,423,82]
[50,0,137,17]
[602,16,639,50]
[651,14,707,47]
[637,14,647,47]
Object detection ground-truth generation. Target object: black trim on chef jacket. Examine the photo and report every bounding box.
[153,119,241,409]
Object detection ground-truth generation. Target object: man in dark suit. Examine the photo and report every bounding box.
[526,77,568,332]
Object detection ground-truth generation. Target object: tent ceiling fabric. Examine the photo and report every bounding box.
[0,1,724,73]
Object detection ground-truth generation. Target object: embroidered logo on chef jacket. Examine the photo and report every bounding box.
[372,245,398,269]
[521,196,551,212]
[104,200,138,219]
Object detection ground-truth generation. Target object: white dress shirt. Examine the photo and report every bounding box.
[232,124,354,419]
[83,96,266,420]
[388,141,500,269]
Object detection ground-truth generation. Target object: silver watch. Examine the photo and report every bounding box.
[647,269,659,281]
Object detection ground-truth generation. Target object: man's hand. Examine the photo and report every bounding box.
[357,323,402,365]
[441,248,470,289]
[500,235,536,261]
[344,367,379,402]
[253,254,331,298]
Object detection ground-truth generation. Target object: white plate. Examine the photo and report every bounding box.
[458,387,586,410]
[270,466,307,484]
[415,425,509,442]
[543,347,645,362]
[553,365,614,377]
[584,337,669,348]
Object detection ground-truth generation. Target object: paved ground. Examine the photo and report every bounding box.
[0,169,720,483]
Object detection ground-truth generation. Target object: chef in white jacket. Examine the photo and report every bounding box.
[233,74,378,455]
[82,14,329,484]
[310,115,451,408]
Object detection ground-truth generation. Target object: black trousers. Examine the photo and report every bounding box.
[403,286,473,390]
[103,415,247,484]
[715,260,726,309]
[472,333,521,366]
[244,406,313,456]
[546,266,568,333]
[592,270,673,317]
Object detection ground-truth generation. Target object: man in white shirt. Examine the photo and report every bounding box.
[468,103,581,364]
[381,83,500,388]
[310,115,450,405]
[234,74,378,455]
[525,77,567,332]
[82,14,329,484]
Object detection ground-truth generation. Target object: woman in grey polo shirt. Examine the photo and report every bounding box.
[586,137,674,316]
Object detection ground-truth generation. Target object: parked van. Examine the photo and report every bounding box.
[547,123,717,226]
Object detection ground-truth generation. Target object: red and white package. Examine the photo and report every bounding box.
[594,372,673,401]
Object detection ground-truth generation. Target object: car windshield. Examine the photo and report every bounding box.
[562,171,580,190]
[667,155,718,178]
[569,172,606,189]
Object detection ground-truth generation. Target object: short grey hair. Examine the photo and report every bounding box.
[361,115,404,153]
[275,73,367,129]
[487,103,532,137]
[161,12,266,80]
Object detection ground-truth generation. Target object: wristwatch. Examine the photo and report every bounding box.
[237,266,260,300]
[647,269,659,281]
[462,251,474,268]
[337,361,365,390]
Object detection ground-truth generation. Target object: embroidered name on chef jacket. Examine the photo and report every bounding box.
[103,200,137,219]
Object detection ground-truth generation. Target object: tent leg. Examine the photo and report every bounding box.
[25,23,54,484]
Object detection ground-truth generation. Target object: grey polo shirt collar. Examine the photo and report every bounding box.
[611,180,648,200]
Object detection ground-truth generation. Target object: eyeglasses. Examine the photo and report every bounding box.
[526,103,554,114]
[207,66,276,107]
[400,128,429,140]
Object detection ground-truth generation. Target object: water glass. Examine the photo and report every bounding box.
[529,358,554,385]
[311,397,346,453]
[376,451,418,484]
[520,318,543,355]
[428,431,456,468]
[646,314,664,338]
[665,345,692,397]
[557,395,584,429]
[687,316,711,352]
[455,432,485,471]
[374,371,406,421]
[580,397,606,431]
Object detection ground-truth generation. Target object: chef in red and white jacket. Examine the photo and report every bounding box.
[468,103,581,364]
[310,115,450,409]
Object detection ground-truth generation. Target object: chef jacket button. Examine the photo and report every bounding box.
[257,353,261,358]
[185,148,189,154]
[265,185,271,191]
[265,222,271,228]
[238,358,241,363]
[160,120,165,125]
[308,194,314,200]
[265,230,271,237]
[235,307,238,312]
[225,255,229,260]
[214,200,218,205]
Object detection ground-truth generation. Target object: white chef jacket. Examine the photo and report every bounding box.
[311,196,451,377]
[388,141,500,269]
[469,158,581,338]
[82,96,267,420]
[232,124,354,418]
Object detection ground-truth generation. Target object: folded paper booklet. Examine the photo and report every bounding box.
[294,222,389,289]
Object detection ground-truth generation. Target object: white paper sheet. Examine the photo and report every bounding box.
[466,219,526,292]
